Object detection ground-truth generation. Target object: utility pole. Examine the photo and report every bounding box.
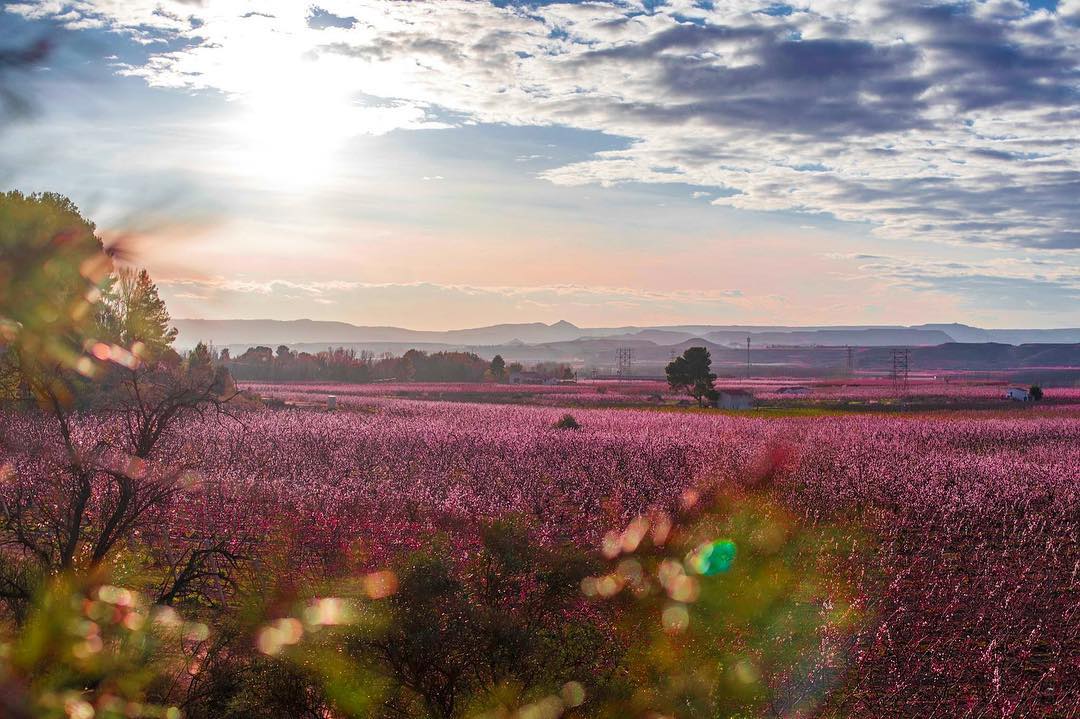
[890,348,910,398]
[746,336,751,379]
[616,347,634,379]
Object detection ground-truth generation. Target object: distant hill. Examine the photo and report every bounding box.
[704,328,954,347]
[909,343,1080,370]
[914,323,1080,345]
[173,318,1080,352]
[173,318,595,348]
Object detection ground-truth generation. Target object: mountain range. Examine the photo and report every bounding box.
[173,319,1080,350]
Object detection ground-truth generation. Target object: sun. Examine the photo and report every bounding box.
[228,63,359,192]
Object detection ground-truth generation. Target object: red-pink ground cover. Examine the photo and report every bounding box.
[1,402,1076,716]
[241,379,675,407]
[242,378,1080,408]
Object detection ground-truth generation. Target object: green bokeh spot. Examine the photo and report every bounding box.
[692,539,737,576]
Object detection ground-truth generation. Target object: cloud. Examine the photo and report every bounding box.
[9,0,1080,251]
[160,277,747,305]
[160,277,361,295]
[155,277,766,326]
[840,253,1080,311]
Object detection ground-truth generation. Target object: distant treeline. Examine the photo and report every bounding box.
[219,346,579,384]
[221,345,493,383]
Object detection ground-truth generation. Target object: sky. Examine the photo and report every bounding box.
[1,0,1078,329]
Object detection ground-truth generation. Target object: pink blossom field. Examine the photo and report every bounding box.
[241,377,1080,409]
[241,379,675,407]
[2,398,1076,716]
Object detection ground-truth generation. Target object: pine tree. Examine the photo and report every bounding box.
[101,267,178,360]
[189,341,213,372]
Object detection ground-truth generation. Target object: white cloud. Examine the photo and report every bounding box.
[161,277,362,295]
[832,252,1080,311]
[10,0,1080,252]
[161,276,744,302]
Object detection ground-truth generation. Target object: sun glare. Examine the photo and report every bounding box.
[230,64,358,191]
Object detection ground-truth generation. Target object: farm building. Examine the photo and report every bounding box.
[1005,387,1031,401]
[509,371,558,386]
[715,389,754,410]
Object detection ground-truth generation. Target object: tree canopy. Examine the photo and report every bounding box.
[0,190,113,372]
[99,266,178,361]
[665,346,717,407]
[489,354,506,382]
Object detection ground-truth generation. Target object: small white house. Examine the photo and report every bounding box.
[327,395,337,410]
[1005,387,1030,402]
[715,389,754,410]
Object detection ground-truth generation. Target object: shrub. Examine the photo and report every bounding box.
[553,413,581,430]
[349,521,613,718]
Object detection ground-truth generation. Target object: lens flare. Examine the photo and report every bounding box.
[688,539,737,576]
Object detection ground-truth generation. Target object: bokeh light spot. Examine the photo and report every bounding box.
[689,539,737,576]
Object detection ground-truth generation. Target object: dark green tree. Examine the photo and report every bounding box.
[1029,385,1043,401]
[666,346,717,407]
[189,341,213,373]
[489,354,506,382]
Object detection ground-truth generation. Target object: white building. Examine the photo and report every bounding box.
[1005,387,1030,402]
[715,389,754,410]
